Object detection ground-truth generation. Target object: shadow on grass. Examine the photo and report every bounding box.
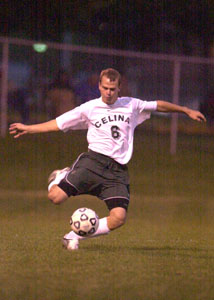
[81,244,214,259]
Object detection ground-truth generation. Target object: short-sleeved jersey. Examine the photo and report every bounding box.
[56,97,157,164]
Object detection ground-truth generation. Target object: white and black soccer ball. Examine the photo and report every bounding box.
[70,207,99,236]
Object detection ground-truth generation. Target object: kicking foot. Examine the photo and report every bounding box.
[48,167,70,185]
[62,238,79,251]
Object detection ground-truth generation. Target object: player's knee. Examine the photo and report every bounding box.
[48,191,60,204]
[48,187,67,205]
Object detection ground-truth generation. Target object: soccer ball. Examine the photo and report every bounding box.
[70,207,99,236]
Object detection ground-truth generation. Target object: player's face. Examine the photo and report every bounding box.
[99,75,120,105]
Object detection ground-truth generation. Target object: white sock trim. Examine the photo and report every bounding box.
[93,217,110,237]
[48,170,68,191]
[48,181,56,191]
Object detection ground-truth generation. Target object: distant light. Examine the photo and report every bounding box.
[33,43,48,53]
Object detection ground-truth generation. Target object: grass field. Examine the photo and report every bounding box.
[1,118,214,300]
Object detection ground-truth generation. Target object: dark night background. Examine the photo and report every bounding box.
[1,0,214,57]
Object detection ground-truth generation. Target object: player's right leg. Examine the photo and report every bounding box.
[47,167,71,204]
[48,185,68,204]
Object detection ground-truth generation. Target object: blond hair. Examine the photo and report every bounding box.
[99,68,121,86]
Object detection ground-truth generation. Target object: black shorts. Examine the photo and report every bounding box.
[58,150,130,211]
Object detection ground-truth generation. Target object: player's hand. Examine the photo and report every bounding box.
[187,110,206,122]
[9,123,29,138]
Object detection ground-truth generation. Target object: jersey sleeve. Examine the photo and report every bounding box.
[142,101,157,111]
[56,105,88,132]
[135,99,157,125]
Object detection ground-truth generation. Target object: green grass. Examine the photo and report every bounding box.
[1,119,214,300]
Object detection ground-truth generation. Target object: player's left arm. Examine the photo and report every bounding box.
[156,100,206,122]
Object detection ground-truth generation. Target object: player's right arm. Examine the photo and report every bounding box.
[9,119,59,138]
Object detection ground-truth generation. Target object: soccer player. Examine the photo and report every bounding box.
[9,68,206,250]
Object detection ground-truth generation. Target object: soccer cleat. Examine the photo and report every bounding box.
[48,167,70,185]
[62,238,79,250]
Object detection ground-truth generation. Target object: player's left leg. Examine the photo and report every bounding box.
[63,206,127,250]
[63,216,111,250]
[106,206,127,230]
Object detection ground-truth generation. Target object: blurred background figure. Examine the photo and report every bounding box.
[119,75,132,97]
[75,72,100,104]
[200,87,214,126]
[0,69,30,123]
[45,70,76,118]
[8,83,30,123]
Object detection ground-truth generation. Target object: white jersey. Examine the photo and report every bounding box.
[56,97,157,164]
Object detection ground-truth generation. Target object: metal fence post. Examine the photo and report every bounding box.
[0,41,9,137]
[170,60,181,155]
